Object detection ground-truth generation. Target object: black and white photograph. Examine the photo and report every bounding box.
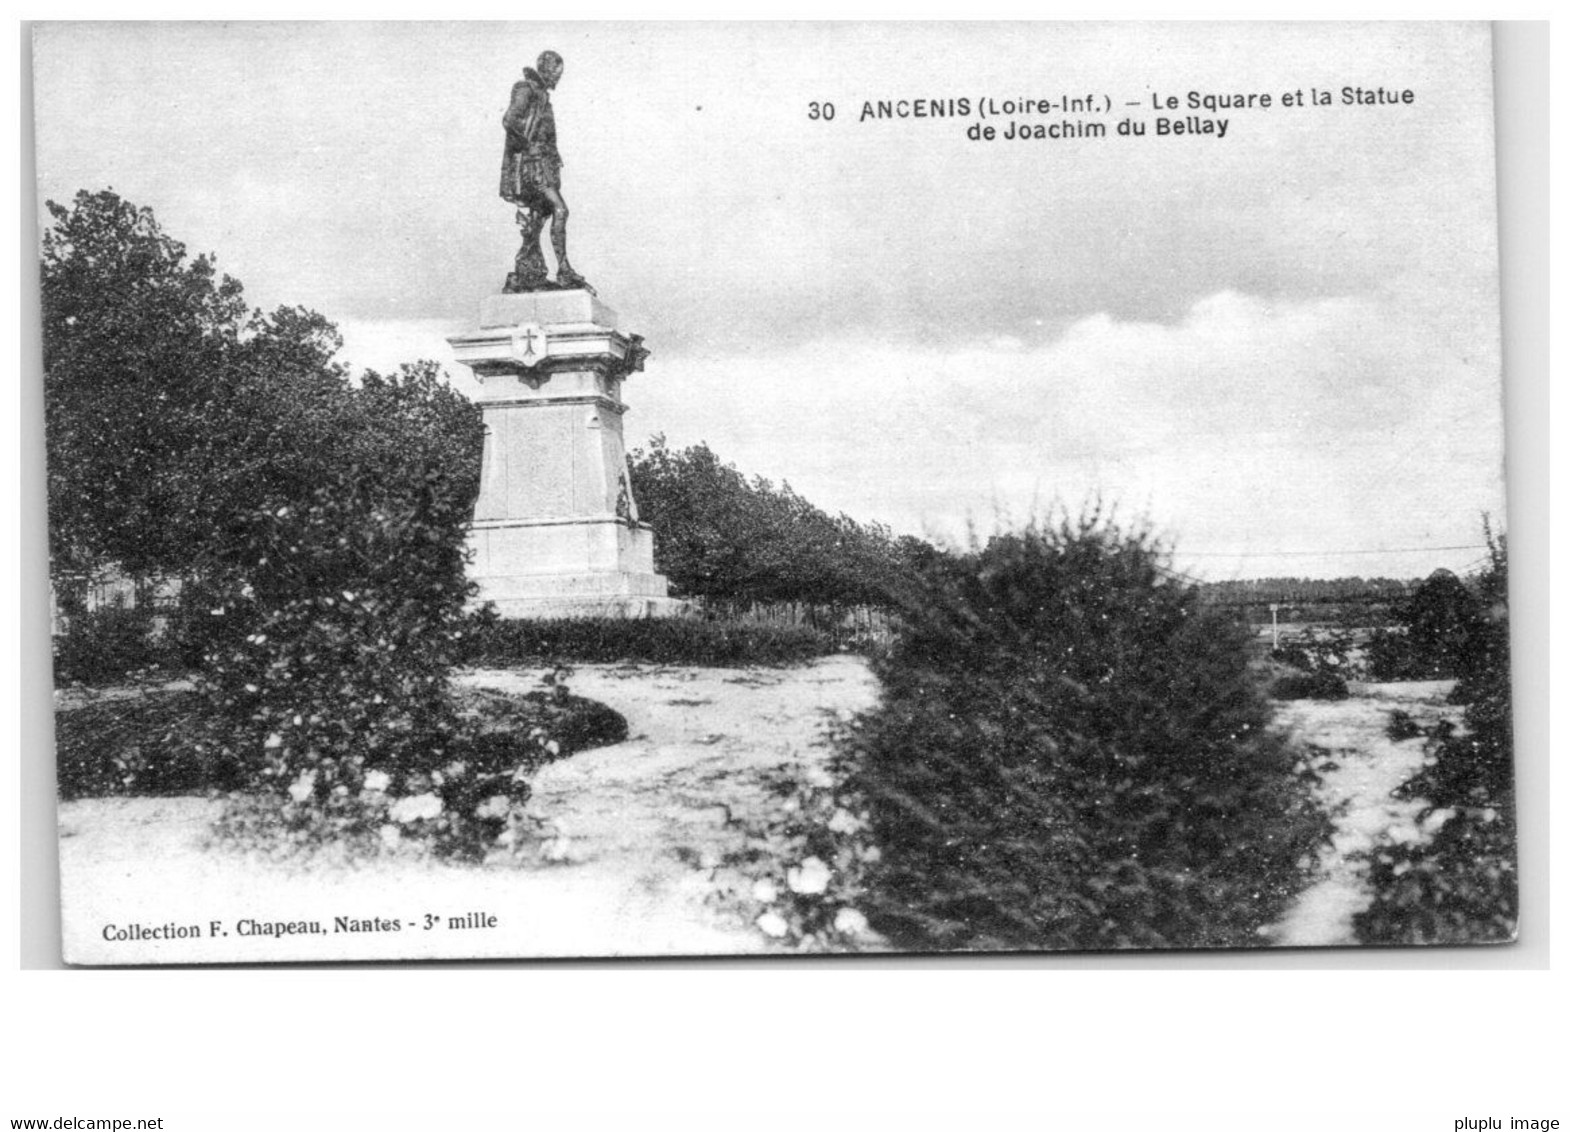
[32,21,1517,965]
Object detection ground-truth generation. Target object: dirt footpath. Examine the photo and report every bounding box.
[1263,680,1460,947]
[464,656,883,950]
[56,656,879,964]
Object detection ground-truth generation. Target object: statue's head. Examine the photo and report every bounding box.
[536,51,564,88]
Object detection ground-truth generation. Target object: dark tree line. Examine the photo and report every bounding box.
[1200,576,1419,607]
[628,435,931,608]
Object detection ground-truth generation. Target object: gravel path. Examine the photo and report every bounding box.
[57,656,879,965]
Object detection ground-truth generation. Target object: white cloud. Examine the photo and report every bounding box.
[624,286,1504,579]
[318,283,1507,580]
[334,318,472,387]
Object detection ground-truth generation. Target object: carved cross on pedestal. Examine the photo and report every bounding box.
[509,322,548,368]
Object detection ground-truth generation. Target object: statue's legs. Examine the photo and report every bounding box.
[502,192,594,294]
[504,206,549,293]
[541,189,593,294]
[549,208,578,282]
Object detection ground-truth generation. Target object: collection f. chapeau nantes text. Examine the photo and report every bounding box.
[814,85,1418,142]
[100,912,500,943]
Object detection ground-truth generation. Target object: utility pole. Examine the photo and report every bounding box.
[1269,603,1281,650]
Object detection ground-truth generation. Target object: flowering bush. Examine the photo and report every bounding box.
[730,754,884,951]
[192,460,542,861]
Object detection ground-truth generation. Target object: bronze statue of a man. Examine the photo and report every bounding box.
[499,50,592,293]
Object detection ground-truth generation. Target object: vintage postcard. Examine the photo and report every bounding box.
[34,22,1513,964]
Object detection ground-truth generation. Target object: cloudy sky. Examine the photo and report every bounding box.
[32,22,1506,579]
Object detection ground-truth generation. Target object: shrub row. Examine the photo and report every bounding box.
[56,681,626,805]
[842,513,1331,951]
[1354,804,1516,945]
[1270,671,1350,701]
[52,606,171,687]
[459,612,837,668]
[54,604,846,688]
[55,691,241,801]
[1356,722,1516,944]
[52,597,249,688]
[1355,533,1514,944]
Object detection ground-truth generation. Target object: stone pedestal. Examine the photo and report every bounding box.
[447,291,681,619]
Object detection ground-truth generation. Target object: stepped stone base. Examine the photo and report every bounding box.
[478,594,693,620]
[466,518,686,619]
[468,517,661,579]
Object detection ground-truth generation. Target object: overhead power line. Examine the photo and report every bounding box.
[1180,544,1488,559]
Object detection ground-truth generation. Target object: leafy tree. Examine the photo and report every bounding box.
[43,190,524,856]
[43,189,484,711]
[355,361,485,511]
[43,189,248,576]
[1404,569,1483,677]
[43,190,357,577]
[628,435,920,607]
[1366,566,1490,682]
[41,189,483,589]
